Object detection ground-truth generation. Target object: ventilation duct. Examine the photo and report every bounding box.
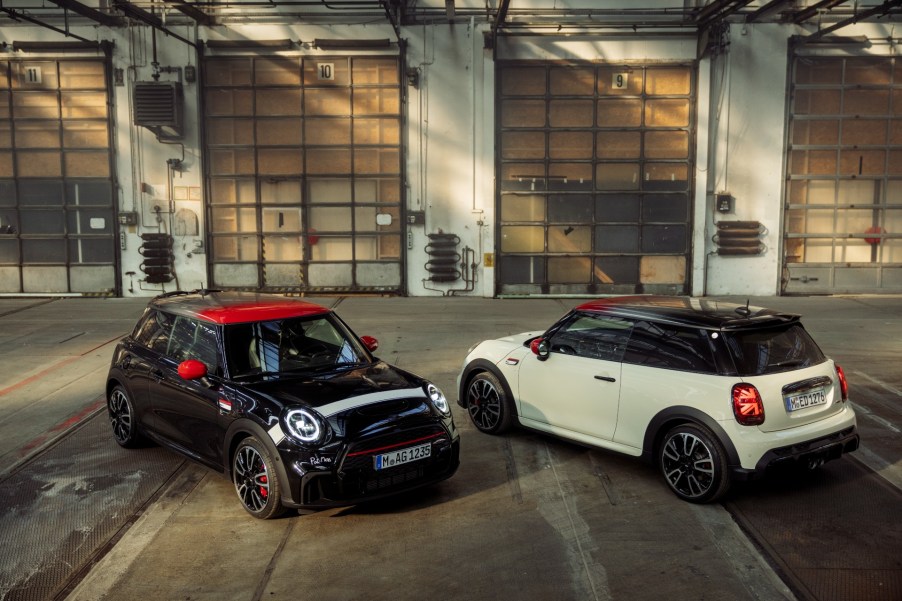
[133,81,183,140]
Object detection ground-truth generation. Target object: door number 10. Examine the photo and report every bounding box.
[318,63,335,81]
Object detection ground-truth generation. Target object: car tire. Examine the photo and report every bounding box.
[659,423,731,503]
[107,384,148,449]
[465,371,516,434]
[233,437,286,519]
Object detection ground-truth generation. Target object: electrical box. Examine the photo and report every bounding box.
[407,211,425,225]
[118,212,138,226]
[716,192,734,213]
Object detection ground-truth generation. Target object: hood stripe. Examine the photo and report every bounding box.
[318,387,427,417]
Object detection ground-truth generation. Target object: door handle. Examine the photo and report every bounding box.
[152,369,164,380]
[594,375,616,383]
[121,355,132,370]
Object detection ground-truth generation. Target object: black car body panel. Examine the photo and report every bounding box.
[106,291,459,516]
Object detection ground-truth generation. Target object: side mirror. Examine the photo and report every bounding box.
[178,359,208,380]
[530,338,550,361]
[360,335,379,352]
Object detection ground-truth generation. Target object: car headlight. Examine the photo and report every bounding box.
[284,408,326,445]
[426,383,450,415]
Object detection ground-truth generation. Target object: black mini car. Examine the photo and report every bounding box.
[106,290,460,518]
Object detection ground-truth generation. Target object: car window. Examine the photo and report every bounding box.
[133,309,174,355]
[225,315,368,377]
[548,314,632,362]
[723,323,826,376]
[623,321,718,373]
[166,316,222,374]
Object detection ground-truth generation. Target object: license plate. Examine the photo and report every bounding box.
[784,388,827,411]
[374,443,431,470]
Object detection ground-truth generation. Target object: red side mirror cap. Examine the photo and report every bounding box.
[361,335,379,352]
[178,359,208,380]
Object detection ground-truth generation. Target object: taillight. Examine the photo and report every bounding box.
[732,383,765,426]
[835,364,849,402]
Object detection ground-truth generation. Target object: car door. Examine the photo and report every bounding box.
[148,316,228,468]
[517,314,631,441]
[117,309,176,430]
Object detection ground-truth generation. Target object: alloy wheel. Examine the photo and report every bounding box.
[661,431,716,499]
[467,377,502,431]
[234,444,271,513]
[109,388,132,445]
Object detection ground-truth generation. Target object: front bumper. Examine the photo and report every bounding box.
[285,424,460,509]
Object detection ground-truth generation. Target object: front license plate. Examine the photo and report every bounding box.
[374,443,431,470]
[784,388,827,412]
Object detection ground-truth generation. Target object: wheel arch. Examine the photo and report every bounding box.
[458,359,516,409]
[641,406,741,468]
[223,419,294,506]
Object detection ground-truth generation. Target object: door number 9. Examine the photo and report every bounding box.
[612,72,629,90]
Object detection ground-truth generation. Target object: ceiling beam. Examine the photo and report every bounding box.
[792,0,847,24]
[0,6,95,43]
[47,0,123,27]
[113,0,199,49]
[805,0,902,40]
[745,0,791,23]
[492,0,511,36]
[174,3,215,26]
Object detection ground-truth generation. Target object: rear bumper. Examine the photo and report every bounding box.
[731,425,859,480]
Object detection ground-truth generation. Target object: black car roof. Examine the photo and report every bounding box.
[575,296,801,330]
[149,290,330,325]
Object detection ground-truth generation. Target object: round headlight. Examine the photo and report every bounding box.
[426,383,450,415]
[284,408,324,445]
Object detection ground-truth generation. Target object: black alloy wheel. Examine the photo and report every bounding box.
[108,385,146,449]
[233,437,285,519]
[465,372,515,434]
[659,424,730,503]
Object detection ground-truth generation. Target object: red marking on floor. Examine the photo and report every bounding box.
[17,397,105,458]
[0,355,84,399]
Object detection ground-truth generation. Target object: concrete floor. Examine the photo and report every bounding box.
[0,294,900,601]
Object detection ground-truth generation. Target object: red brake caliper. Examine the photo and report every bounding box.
[260,474,268,498]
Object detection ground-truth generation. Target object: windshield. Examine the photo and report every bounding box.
[224,314,370,377]
[723,323,826,376]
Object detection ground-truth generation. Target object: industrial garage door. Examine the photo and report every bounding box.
[203,54,404,293]
[785,55,902,293]
[0,58,117,295]
[496,62,695,296]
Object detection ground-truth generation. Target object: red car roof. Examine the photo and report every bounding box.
[152,292,330,325]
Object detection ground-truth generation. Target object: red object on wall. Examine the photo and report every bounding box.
[864,226,885,245]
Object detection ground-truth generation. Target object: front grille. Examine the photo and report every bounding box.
[365,463,427,492]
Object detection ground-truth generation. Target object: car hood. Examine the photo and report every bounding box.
[239,360,428,415]
[470,330,543,362]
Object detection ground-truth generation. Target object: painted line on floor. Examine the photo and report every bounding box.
[16,397,106,458]
[852,370,902,398]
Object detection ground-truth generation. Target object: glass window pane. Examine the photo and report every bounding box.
[307,149,351,174]
[550,67,594,96]
[63,122,108,148]
[211,149,255,175]
[0,209,18,234]
[309,179,352,203]
[65,151,110,177]
[206,89,253,116]
[643,194,688,222]
[257,149,302,176]
[549,100,593,127]
[793,120,839,145]
[549,131,592,160]
[642,224,686,252]
[597,99,642,127]
[68,209,112,234]
[596,225,639,252]
[791,150,837,175]
[208,119,254,146]
[254,58,300,86]
[501,195,545,222]
[645,99,689,127]
[0,123,9,148]
[353,88,399,115]
[354,118,399,145]
[205,59,252,86]
[61,92,106,119]
[352,58,399,85]
[501,99,545,127]
[212,235,258,260]
[263,235,302,260]
[354,148,398,174]
[839,150,885,176]
[548,225,591,252]
[13,92,60,119]
[644,163,688,191]
[262,208,301,232]
[549,163,593,189]
[502,131,545,160]
[20,181,63,206]
[306,119,350,145]
[843,89,888,116]
[596,194,640,221]
[795,58,840,84]
[645,68,691,95]
[211,207,257,233]
[501,68,545,96]
[310,207,351,231]
[794,90,840,115]
[594,256,639,284]
[67,181,112,206]
[305,89,351,116]
[0,239,19,262]
[210,179,256,205]
[15,122,60,148]
[499,255,545,284]
[501,225,544,252]
[645,131,689,159]
[22,239,65,262]
[18,151,62,177]
[13,62,58,89]
[310,237,353,260]
[548,257,591,283]
[597,131,640,159]
[69,238,113,262]
[256,89,301,116]
[596,163,639,191]
[261,180,301,205]
[548,194,592,222]
[256,119,302,145]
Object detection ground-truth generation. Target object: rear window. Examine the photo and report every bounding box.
[723,323,826,376]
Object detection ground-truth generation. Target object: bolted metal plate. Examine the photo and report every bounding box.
[0,410,184,601]
[725,457,902,601]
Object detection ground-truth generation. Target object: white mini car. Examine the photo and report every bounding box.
[456,296,859,503]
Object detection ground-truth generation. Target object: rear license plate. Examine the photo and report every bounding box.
[784,388,827,412]
[374,443,431,470]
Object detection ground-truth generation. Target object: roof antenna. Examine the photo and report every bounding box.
[735,298,751,317]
